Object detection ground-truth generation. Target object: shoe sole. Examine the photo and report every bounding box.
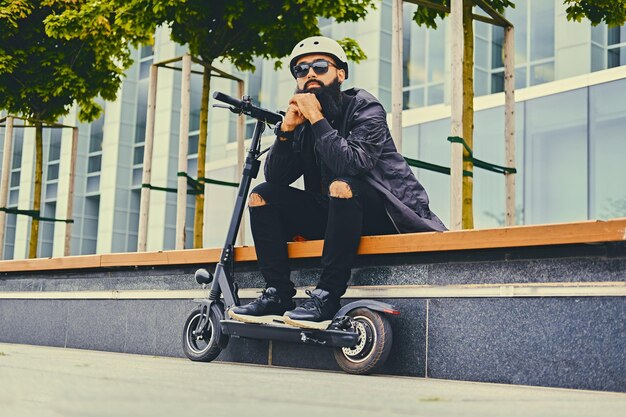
[282,316,332,330]
[228,310,289,326]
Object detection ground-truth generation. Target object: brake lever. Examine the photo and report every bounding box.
[213,103,243,116]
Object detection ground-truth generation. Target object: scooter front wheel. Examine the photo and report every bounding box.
[333,308,393,375]
[182,305,225,362]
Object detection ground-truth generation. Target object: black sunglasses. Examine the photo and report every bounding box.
[292,59,337,78]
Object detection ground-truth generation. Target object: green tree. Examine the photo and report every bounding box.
[29,0,376,250]
[159,0,375,248]
[0,0,154,257]
[412,0,626,229]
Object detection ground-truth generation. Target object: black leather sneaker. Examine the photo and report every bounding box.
[282,289,340,329]
[228,287,295,325]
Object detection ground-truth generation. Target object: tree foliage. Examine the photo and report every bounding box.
[0,0,154,123]
[159,0,376,70]
[411,0,625,29]
[564,0,626,27]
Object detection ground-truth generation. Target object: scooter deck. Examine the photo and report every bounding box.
[220,320,359,348]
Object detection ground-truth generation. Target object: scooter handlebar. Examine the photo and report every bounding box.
[213,91,243,108]
[212,91,283,125]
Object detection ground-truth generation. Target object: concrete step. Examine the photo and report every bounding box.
[1,242,625,393]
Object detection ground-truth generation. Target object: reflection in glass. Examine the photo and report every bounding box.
[427,84,444,105]
[530,62,554,86]
[530,0,554,61]
[515,67,527,89]
[133,146,144,165]
[506,0,527,65]
[491,26,504,69]
[589,79,626,219]
[88,155,102,173]
[607,26,625,45]
[86,176,100,194]
[491,71,504,94]
[417,118,450,227]
[608,46,626,68]
[591,45,605,72]
[525,89,587,224]
[135,79,148,143]
[47,163,59,181]
[89,115,104,152]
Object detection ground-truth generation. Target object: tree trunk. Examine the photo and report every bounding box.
[461,0,475,229]
[194,67,211,248]
[28,121,43,258]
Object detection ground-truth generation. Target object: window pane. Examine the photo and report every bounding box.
[491,26,504,69]
[475,38,489,69]
[525,89,587,224]
[88,155,102,173]
[426,83,444,105]
[11,128,23,169]
[591,25,605,45]
[591,44,605,72]
[140,44,154,59]
[86,176,100,194]
[9,190,18,206]
[47,163,59,181]
[45,183,57,200]
[491,71,504,94]
[417,118,450,227]
[590,79,626,219]
[135,78,148,143]
[515,67,527,89]
[133,146,144,165]
[530,0,554,61]
[607,26,625,45]
[139,61,151,80]
[132,167,142,187]
[188,134,199,155]
[507,0,527,65]
[187,157,198,177]
[608,46,626,68]
[10,171,20,187]
[529,62,554,86]
[190,74,203,133]
[403,87,424,110]
[90,116,104,152]
[49,129,62,161]
[428,26,445,83]
[475,68,489,96]
[402,125,419,159]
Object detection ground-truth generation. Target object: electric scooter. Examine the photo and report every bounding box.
[182,91,399,375]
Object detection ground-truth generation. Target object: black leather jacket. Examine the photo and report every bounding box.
[264,87,447,233]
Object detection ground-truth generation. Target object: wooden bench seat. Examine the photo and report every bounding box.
[1,218,624,273]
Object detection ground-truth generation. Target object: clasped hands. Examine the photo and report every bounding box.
[281,93,324,132]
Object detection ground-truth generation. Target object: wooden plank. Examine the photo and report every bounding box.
[0,254,101,272]
[2,219,625,272]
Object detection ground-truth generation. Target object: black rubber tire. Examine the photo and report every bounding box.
[333,308,393,375]
[182,306,223,362]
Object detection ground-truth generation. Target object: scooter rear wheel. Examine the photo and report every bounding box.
[333,308,392,375]
[182,305,223,362]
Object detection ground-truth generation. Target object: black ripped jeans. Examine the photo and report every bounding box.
[249,177,397,301]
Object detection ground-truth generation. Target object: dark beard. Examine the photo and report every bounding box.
[296,77,343,123]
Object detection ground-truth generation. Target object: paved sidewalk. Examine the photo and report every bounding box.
[0,343,624,417]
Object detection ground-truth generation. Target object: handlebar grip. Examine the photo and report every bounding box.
[212,91,242,107]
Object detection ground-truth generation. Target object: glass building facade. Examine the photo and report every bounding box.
[1,0,625,258]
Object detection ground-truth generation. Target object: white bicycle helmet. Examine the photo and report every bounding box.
[288,36,349,79]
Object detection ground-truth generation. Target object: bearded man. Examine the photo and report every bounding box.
[228,36,446,329]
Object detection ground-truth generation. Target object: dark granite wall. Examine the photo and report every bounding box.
[0,242,624,392]
[0,296,623,392]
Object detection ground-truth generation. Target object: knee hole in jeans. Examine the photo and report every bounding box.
[248,192,267,207]
[329,180,353,199]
